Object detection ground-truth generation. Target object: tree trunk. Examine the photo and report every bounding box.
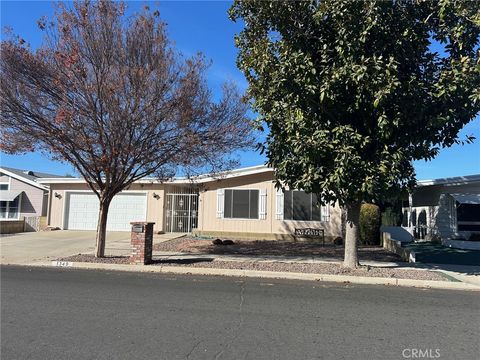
[344,201,361,268]
[95,196,112,258]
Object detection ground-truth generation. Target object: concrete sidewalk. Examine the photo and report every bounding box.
[416,263,480,287]
[3,231,478,290]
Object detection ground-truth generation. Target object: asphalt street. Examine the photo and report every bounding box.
[1,265,479,360]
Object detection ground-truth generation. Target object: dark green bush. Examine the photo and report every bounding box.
[359,203,381,245]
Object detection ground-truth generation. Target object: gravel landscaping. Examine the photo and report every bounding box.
[154,260,447,281]
[57,254,447,281]
[153,236,404,262]
[58,254,130,264]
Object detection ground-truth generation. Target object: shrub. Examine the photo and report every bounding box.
[359,203,381,245]
[212,239,223,245]
[333,237,343,246]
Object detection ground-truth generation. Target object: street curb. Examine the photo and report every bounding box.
[17,260,480,291]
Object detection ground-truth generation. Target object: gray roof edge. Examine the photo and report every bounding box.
[417,173,480,187]
[38,164,273,184]
[0,166,69,180]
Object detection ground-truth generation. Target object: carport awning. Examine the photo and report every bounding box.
[450,193,480,204]
[0,190,23,202]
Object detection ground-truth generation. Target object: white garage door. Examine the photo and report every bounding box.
[65,192,147,231]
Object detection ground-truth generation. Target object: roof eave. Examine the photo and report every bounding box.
[38,165,274,185]
[417,174,480,187]
[0,167,48,190]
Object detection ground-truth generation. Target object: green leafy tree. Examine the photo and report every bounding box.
[230,0,480,267]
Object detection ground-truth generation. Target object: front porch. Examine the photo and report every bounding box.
[401,186,480,250]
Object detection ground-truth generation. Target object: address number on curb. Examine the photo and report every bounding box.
[52,261,73,267]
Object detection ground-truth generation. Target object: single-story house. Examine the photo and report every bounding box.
[38,165,342,241]
[402,173,480,249]
[0,166,66,232]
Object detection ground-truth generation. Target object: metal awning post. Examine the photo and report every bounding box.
[406,191,415,236]
[408,192,413,227]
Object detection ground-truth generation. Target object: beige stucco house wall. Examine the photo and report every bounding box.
[42,166,343,239]
[47,182,167,233]
[196,172,342,240]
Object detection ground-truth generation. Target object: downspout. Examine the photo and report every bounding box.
[47,188,52,226]
[453,196,458,236]
[200,189,205,231]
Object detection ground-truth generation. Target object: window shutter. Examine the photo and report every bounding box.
[259,189,267,220]
[216,189,224,218]
[275,188,284,220]
[321,202,330,222]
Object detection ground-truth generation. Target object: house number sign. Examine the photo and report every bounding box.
[294,228,323,237]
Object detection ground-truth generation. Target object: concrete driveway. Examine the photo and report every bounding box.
[0,231,186,265]
[0,231,132,265]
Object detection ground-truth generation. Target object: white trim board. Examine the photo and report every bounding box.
[418,174,480,187]
[37,165,274,185]
[0,167,48,190]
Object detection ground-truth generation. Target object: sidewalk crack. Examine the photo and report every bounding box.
[186,339,203,359]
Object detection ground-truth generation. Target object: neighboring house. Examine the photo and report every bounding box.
[0,166,66,232]
[38,165,342,240]
[402,174,480,250]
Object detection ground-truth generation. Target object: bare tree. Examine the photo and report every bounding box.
[1,1,253,257]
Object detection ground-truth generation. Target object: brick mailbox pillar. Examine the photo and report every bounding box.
[129,222,155,265]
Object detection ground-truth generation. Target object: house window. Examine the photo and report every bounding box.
[0,184,8,190]
[0,196,20,219]
[284,190,323,221]
[224,189,259,219]
[457,204,480,232]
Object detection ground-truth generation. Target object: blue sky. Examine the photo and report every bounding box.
[1,1,479,180]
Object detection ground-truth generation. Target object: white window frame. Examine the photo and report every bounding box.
[280,189,330,223]
[0,176,10,190]
[222,188,261,220]
[456,202,480,233]
[0,193,22,221]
